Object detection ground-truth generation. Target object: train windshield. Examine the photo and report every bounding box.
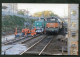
[50,19,55,21]
[47,18,57,22]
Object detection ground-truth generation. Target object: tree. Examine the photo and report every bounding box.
[33,12,42,17]
[33,10,59,18]
[42,10,53,17]
[2,15,25,32]
[50,13,59,17]
[17,10,26,15]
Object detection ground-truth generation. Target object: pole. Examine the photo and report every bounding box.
[43,11,46,34]
[64,8,66,35]
[68,4,71,55]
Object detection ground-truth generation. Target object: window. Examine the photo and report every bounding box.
[47,18,56,21]
[50,19,55,21]
[58,19,62,22]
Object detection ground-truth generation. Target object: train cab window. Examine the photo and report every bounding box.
[47,18,56,21]
[58,19,62,22]
[50,19,55,21]
[46,17,59,23]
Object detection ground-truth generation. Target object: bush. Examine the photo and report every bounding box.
[2,15,37,35]
[2,15,25,34]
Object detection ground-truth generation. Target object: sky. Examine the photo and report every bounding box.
[18,3,68,18]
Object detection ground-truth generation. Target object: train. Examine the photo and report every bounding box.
[33,20,46,34]
[33,17,63,34]
[45,17,63,34]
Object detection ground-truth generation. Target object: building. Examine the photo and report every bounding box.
[2,3,39,19]
[2,3,18,15]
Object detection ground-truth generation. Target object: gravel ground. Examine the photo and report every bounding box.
[22,28,68,55]
[1,35,45,55]
[41,35,67,55]
[1,44,27,55]
[2,33,22,43]
[23,36,53,55]
[1,28,68,55]
[24,35,46,48]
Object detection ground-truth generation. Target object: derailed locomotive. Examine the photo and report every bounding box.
[45,17,63,34]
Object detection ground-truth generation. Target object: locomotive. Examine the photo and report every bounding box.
[33,17,63,34]
[33,20,45,34]
[45,17,63,34]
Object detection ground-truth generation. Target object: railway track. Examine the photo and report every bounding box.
[40,35,67,55]
[20,36,53,55]
[2,34,67,55]
[2,34,40,45]
[20,35,67,55]
[2,46,13,55]
[2,35,45,55]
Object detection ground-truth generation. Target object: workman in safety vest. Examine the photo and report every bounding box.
[34,27,36,30]
[28,29,30,34]
[15,27,17,36]
[31,29,34,36]
[31,28,36,36]
[27,28,30,34]
[24,28,28,37]
[33,27,36,35]
[14,27,20,38]
[21,28,25,37]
